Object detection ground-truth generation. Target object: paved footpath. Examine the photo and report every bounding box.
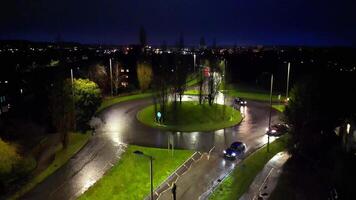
[240,151,290,200]
[157,152,238,200]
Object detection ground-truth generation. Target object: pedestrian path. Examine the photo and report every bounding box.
[157,151,238,200]
[240,151,290,200]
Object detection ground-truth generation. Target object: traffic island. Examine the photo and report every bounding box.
[137,101,242,132]
[78,145,193,200]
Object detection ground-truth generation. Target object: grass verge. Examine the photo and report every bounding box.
[97,92,152,112]
[272,104,286,112]
[137,101,242,132]
[184,89,201,95]
[209,135,289,200]
[79,145,193,200]
[10,132,90,200]
[226,84,284,102]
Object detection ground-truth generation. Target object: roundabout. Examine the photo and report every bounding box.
[137,101,243,132]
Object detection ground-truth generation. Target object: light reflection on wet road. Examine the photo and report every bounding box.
[23,95,280,200]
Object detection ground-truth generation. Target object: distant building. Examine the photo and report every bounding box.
[0,81,9,115]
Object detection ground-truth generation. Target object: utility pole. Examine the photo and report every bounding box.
[109,58,113,96]
[267,74,273,152]
[71,68,76,131]
[193,53,196,73]
[286,62,291,101]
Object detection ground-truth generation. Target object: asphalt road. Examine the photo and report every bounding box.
[22,94,280,200]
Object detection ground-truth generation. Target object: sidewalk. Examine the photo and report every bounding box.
[157,152,238,200]
[240,151,290,200]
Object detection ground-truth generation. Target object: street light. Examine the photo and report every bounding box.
[193,53,196,72]
[133,150,154,200]
[267,74,274,153]
[286,62,291,101]
[109,58,113,96]
[70,68,76,131]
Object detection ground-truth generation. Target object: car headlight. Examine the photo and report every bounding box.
[223,150,226,154]
[244,101,247,104]
[232,152,236,156]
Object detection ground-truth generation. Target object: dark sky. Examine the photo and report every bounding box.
[1,0,355,46]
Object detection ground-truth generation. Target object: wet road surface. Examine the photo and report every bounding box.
[23,95,280,200]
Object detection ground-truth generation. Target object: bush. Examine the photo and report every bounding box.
[0,139,21,179]
[73,79,102,130]
[0,138,36,191]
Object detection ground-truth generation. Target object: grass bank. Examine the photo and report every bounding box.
[98,92,152,112]
[137,101,242,132]
[272,104,286,112]
[79,145,193,200]
[209,135,289,200]
[227,84,284,102]
[10,132,90,200]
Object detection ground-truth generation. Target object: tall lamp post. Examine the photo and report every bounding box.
[286,62,291,101]
[70,68,76,131]
[109,58,113,96]
[267,74,274,153]
[193,53,196,73]
[134,150,154,200]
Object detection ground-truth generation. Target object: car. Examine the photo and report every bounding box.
[233,97,247,106]
[223,141,246,159]
[266,123,289,136]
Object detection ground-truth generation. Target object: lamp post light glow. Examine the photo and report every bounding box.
[286,62,291,101]
[193,53,196,72]
[109,58,113,96]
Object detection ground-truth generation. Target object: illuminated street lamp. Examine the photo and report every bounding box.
[133,150,154,200]
[193,53,196,72]
[109,58,113,96]
[286,62,291,101]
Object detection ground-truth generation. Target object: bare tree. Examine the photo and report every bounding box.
[137,61,153,92]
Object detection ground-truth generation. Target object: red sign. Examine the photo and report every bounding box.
[203,67,210,77]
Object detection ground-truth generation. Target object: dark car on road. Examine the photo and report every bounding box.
[266,123,289,136]
[233,97,247,106]
[223,141,246,160]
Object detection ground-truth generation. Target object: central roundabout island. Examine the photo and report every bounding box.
[137,101,242,132]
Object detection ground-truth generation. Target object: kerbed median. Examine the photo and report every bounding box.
[137,101,242,132]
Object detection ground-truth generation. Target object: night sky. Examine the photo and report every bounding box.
[1,0,355,46]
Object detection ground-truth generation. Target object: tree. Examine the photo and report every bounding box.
[73,79,102,130]
[284,72,355,157]
[88,63,109,94]
[49,79,75,148]
[199,36,206,49]
[172,54,189,105]
[139,26,147,48]
[137,61,153,91]
[178,32,184,50]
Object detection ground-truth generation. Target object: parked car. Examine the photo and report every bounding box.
[233,97,247,106]
[266,123,289,136]
[223,141,246,160]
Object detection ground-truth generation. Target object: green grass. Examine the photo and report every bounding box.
[10,132,90,200]
[184,89,200,95]
[227,84,284,102]
[79,145,193,200]
[272,104,286,112]
[98,93,152,112]
[209,135,289,200]
[137,101,242,132]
